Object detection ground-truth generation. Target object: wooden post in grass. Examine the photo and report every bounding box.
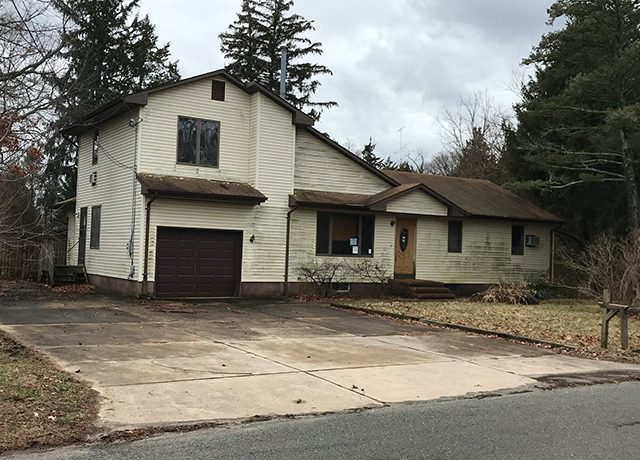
[601,289,611,349]
[620,307,629,351]
[599,289,632,350]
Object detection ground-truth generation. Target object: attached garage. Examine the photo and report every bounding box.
[155,227,242,298]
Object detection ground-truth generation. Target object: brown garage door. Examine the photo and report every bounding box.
[155,227,242,298]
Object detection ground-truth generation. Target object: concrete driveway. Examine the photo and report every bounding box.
[0,296,637,430]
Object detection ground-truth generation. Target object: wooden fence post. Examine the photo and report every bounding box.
[620,308,629,350]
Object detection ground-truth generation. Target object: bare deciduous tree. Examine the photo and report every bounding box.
[559,232,640,305]
[439,91,508,158]
[0,0,63,252]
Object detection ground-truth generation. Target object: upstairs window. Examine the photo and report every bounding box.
[177,117,220,167]
[211,80,226,101]
[92,130,99,165]
[316,212,375,256]
[511,224,525,255]
[448,220,462,253]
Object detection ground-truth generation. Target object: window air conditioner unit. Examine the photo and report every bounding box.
[89,172,98,186]
[525,234,539,247]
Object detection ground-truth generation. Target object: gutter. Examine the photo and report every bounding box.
[283,205,298,296]
[142,193,158,297]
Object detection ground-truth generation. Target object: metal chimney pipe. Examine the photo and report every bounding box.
[279,46,287,99]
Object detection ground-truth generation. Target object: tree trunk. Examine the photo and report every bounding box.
[620,128,640,230]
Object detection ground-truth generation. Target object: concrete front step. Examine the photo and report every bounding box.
[410,286,452,295]
[414,293,456,300]
[390,279,455,300]
[392,279,446,288]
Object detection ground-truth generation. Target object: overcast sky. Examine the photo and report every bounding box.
[138,0,553,162]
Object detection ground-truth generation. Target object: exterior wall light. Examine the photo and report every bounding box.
[249,234,256,243]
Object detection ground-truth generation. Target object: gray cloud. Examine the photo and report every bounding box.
[139,0,553,161]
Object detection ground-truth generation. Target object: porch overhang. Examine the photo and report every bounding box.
[137,174,268,205]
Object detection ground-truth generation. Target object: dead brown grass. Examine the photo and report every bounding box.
[347,298,640,363]
[0,331,98,452]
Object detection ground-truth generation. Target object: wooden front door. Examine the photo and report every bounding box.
[394,218,416,278]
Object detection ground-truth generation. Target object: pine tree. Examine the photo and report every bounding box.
[52,0,179,120]
[220,0,266,84]
[42,0,180,209]
[359,137,384,169]
[220,0,336,120]
[506,0,640,233]
[454,127,508,184]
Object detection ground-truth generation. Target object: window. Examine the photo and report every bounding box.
[211,80,226,101]
[177,117,220,167]
[316,212,375,256]
[92,130,99,165]
[90,205,101,249]
[448,221,462,253]
[511,224,524,255]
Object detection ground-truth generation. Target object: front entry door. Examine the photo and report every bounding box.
[78,207,87,265]
[394,218,416,278]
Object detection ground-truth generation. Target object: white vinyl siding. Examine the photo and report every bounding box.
[414,219,552,283]
[385,189,448,216]
[74,112,140,280]
[294,129,390,194]
[137,78,252,182]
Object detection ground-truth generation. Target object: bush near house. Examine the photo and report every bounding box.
[297,259,392,296]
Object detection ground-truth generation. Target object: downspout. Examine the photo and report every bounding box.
[142,194,158,297]
[549,225,561,283]
[128,116,143,279]
[283,205,298,296]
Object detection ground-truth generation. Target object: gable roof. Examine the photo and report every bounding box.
[61,69,314,136]
[289,183,462,214]
[384,170,563,223]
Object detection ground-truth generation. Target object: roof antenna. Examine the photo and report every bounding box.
[280,46,287,99]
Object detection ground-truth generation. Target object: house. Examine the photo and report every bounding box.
[61,69,562,298]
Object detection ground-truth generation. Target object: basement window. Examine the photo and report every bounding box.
[177,116,220,167]
[448,220,462,253]
[316,212,375,256]
[511,224,525,255]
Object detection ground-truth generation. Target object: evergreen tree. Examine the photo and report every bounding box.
[454,127,509,184]
[42,0,180,209]
[220,0,336,120]
[359,137,384,168]
[506,0,640,234]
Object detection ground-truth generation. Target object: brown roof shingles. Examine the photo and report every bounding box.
[384,170,562,223]
[290,189,370,208]
[137,174,267,204]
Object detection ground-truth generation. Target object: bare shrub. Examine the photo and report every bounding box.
[559,231,640,305]
[297,261,345,296]
[345,259,391,296]
[473,281,539,305]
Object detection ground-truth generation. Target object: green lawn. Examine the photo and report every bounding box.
[346,298,640,362]
[0,331,98,452]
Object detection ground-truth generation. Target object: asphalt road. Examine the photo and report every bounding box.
[8,382,640,460]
